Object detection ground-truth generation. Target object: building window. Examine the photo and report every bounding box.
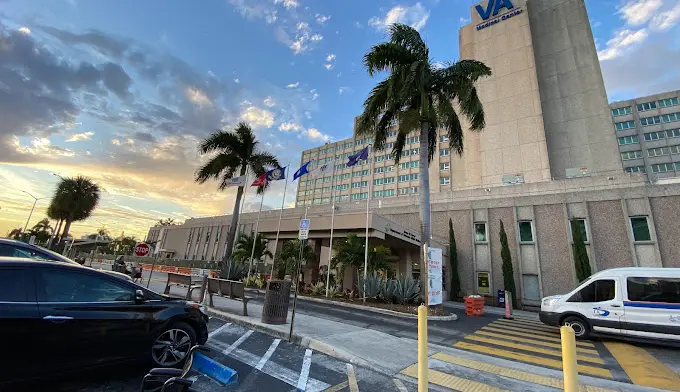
[384,142,394,149]
[440,148,450,156]
[615,120,636,130]
[440,163,450,171]
[618,135,639,145]
[351,181,368,188]
[373,189,395,198]
[637,101,657,112]
[630,217,652,242]
[477,272,490,294]
[324,176,333,183]
[570,219,588,242]
[387,131,397,138]
[406,136,420,144]
[440,177,450,185]
[641,112,680,126]
[400,161,419,169]
[398,173,418,182]
[658,97,679,108]
[625,166,646,173]
[648,147,670,157]
[651,163,675,173]
[352,170,369,177]
[518,221,534,243]
[350,192,368,200]
[611,107,632,117]
[335,184,349,191]
[439,135,449,143]
[398,187,418,195]
[374,167,385,174]
[669,129,680,138]
[474,223,487,243]
[621,150,643,160]
[627,277,680,303]
[322,187,331,193]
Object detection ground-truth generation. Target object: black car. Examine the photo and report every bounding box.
[0,257,209,384]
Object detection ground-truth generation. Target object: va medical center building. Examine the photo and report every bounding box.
[148,0,680,308]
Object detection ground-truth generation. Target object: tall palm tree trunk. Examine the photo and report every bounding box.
[222,178,246,274]
[418,121,432,297]
[51,219,63,250]
[59,213,75,253]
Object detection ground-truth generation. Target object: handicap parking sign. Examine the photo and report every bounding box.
[299,219,310,239]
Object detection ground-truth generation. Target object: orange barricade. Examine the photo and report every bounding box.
[464,296,485,316]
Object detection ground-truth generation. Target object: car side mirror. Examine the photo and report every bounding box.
[134,289,146,303]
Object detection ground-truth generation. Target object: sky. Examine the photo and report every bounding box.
[0,0,679,240]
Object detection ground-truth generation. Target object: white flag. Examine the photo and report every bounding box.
[225,176,246,187]
[310,161,335,179]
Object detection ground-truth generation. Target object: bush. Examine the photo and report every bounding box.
[358,272,383,299]
[391,276,420,305]
[327,285,341,298]
[381,279,396,303]
[309,282,325,296]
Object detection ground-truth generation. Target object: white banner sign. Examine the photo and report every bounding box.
[427,247,443,305]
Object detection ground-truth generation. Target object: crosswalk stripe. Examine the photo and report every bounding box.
[489,321,560,335]
[222,330,253,356]
[322,381,349,392]
[464,335,604,364]
[474,330,600,355]
[392,379,409,392]
[494,318,560,332]
[401,364,507,391]
[481,325,596,348]
[346,364,359,392]
[605,342,680,391]
[454,341,613,379]
[432,353,617,392]
[256,338,281,370]
[297,349,313,391]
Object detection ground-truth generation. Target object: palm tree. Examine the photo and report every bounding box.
[195,122,280,274]
[157,218,177,226]
[356,23,491,286]
[30,218,53,244]
[8,228,24,240]
[276,239,316,279]
[51,176,101,251]
[231,233,273,264]
[332,234,393,286]
[47,200,68,248]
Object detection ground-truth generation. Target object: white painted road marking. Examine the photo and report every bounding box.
[297,349,313,391]
[222,330,253,356]
[208,322,231,338]
[256,338,281,370]
[347,363,359,392]
[392,378,408,392]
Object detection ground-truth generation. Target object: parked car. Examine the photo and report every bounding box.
[540,267,680,342]
[0,257,209,384]
[0,238,132,281]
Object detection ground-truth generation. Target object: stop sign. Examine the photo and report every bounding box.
[134,243,150,257]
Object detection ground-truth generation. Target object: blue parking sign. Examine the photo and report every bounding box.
[299,219,310,239]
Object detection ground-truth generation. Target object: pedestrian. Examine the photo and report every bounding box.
[132,262,143,283]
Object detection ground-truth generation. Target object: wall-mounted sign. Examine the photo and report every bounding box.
[475,0,523,31]
[477,272,490,294]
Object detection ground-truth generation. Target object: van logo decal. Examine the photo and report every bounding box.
[593,307,610,317]
[670,315,680,323]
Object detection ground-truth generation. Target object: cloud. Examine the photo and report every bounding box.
[304,128,330,142]
[459,17,470,25]
[368,3,430,31]
[274,0,298,9]
[184,86,213,106]
[651,2,680,31]
[286,81,300,88]
[227,0,278,24]
[279,122,302,132]
[11,137,76,158]
[17,26,30,34]
[263,96,276,107]
[240,106,275,128]
[324,53,336,70]
[289,22,322,54]
[315,14,330,24]
[597,28,648,60]
[65,131,94,142]
[310,89,319,100]
[617,0,663,26]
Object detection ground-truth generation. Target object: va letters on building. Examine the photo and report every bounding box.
[475,0,523,30]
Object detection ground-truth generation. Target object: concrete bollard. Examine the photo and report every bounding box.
[418,304,428,392]
[560,325,579,392]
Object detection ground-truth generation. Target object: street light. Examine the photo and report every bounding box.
[21,190,48,232]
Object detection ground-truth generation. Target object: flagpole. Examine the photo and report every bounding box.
[363,145,373,304]
[247,190,265,280]
[325,160,337,297]
[270,164,290,280]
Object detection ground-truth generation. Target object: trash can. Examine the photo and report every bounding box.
[261,280,292,325]
[497,290,505,307]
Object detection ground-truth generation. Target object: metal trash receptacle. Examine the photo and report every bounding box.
[261,280,292,324]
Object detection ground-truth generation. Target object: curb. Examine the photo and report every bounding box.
[206,307,395,377]
[243,288,457,321]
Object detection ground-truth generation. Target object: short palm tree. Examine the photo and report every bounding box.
[51,176,101,251]
[331,233,366,288]
[356,23,491,288]
[231,233,273,264]
[30,218,54,244]
[195,122,280,274]
[277,239,316,279]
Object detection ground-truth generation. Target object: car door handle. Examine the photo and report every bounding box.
[43,315,74,322]
[610,304,621,308]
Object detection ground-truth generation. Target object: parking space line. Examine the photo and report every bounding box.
[464,335,605,364]
[474,329,600,355]
[208,322,232,338]
[604,341,680,391]
[392,378,408,392]
[401,364,506,391]
[297,349,313,391]
[256,338,281,370]
[481,325,596,347]
[322,381,349,392]
[346,364,359,392]
[454,341,613,378]
[222,330,253,356]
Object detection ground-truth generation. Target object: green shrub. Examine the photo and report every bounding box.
[358,272,383,299]
[309,282,325,296]
[327,285,341,298]
[391,277,420,304]
[381,279,396,303]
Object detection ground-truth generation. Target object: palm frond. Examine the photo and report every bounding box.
[436,94,465,155]
[195,153,241,185]
[356,79,391,136]
[388,23,428,60]
[198,130,240,154]
[363,42,415,77]
[458,86,486,131]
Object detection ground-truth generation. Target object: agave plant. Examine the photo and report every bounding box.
[224,262,248,281]
[327,285,342,299]
[357,272,384,299]
[309,282,325,296]
[381,279,397,303]
[392,277,420,305]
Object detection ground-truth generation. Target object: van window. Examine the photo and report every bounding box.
[567,279,615,303]
[627,277,680,304]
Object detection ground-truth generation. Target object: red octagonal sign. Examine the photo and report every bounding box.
[134,243,150,257]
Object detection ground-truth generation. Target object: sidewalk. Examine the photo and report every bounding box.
[204,294,667,392]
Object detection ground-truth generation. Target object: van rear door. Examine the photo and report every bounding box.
[623,276,680,341]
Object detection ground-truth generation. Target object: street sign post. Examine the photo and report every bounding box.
[134,243,150,257]
[290,218,310,341]
[298,219,310,240]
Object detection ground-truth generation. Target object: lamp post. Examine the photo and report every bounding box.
[21,191,47,232]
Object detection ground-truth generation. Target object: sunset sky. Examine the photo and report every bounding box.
[1,0,678,239]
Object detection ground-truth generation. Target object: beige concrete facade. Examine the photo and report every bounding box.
[610,89,680,179]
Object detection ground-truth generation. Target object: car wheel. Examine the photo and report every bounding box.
[151,322,197,367]
[562,316,590,339]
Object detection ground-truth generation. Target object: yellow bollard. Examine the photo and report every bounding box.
[418,304,428,392]
[560,325,579,392]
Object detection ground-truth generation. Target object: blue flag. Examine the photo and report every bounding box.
[294,161,311,180]
[347,146,369,167]
[266,167,286,181]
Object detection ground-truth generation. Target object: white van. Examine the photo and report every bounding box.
[540,267,680,341]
